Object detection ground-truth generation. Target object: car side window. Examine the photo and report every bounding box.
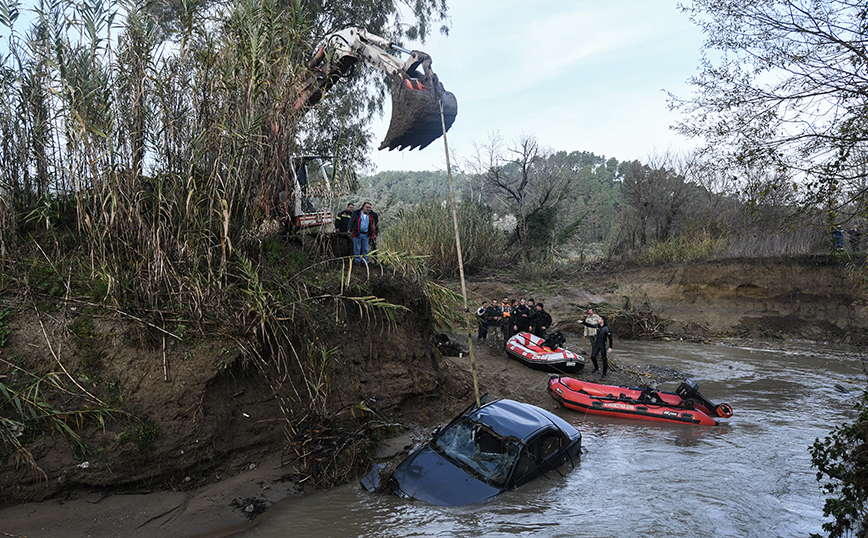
[512,432,563,485]
[538,432,561,461]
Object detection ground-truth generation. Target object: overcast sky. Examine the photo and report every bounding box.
[370,0,706,172]
[1,0,707,173]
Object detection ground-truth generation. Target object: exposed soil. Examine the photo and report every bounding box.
[0,255,865,537]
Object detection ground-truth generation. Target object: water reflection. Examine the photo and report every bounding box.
[234,340,864,538]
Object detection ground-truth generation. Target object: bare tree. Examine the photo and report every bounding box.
[620,154,694,246]
[468,133,575,254]
[669,0,868,220]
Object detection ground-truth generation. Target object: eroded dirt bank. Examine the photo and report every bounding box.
[462,255,868,345]
[0,256,865,537]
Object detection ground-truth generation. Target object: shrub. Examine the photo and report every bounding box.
[381,199,505,277]
[810,390,868,538]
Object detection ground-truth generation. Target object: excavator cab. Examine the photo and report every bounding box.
[274,156,333,231]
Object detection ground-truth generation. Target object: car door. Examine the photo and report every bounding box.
[510,429,565,488]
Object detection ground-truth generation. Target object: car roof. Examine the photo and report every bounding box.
[470,399,568,441]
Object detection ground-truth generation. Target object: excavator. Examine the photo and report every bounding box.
[268,27,458,233]
[296,26,458,151]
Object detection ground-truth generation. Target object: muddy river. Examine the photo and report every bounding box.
[233,340,866,538]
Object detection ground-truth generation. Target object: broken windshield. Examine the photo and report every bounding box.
[433,417,521,488]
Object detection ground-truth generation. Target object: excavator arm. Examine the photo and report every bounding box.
[293,27,458,151]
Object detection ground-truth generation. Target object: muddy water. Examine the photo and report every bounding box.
[234,340,866,538]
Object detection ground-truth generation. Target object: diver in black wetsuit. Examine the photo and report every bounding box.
[581,316,613,377]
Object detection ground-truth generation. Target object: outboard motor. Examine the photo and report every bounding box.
[676,379,734,418]
[543,331,566,350]
[676,379,700,400]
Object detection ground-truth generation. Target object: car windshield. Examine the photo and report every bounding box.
[432,417,521,488]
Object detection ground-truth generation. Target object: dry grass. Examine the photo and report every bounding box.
[382,199,506,277]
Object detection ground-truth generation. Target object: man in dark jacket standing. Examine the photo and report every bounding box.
[580,316,613,377]
[512,298,531,336]
[349,202,377,264]
[531,303,551,338]
[335,202,354,233]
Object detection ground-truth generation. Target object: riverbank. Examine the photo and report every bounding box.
[1,256,866,537]
[6,332,863,538]
[0,330,683,538]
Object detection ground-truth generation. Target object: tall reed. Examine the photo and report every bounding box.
[381,199,506,277]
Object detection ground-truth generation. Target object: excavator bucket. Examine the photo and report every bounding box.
[379,57,457,151]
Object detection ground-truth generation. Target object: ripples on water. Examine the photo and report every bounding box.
[235,340,866,538]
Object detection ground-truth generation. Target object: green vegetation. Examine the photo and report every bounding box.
[0,0,446,487]
[636,232,730,265]
[810,391,868,538]
[0,365,116,476]
[366,145,834,275]
[0,308,11,347]
[117,419,160,460]
[382,199,504,277]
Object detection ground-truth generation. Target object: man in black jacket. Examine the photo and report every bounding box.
[580,316,613,377]
[512,298,531,336]
[531,303,552,338]
[335,202,354,233]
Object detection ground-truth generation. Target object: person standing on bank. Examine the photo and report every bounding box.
[582,308,602,355]
[368,205,380,256]
[489,299,502,341]
[512,298,531,336]
[350,202,375,264]
[834,225,845,250]
[335,202,354,233]
[500,296,511,340]
[476,301,490,341]
[532,303,551,338]
[580,315,613,377]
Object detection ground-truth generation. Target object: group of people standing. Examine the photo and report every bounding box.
[833,224,862,252]
[335,202,379,265]
[476,300,614,378]
[476,297,552,342]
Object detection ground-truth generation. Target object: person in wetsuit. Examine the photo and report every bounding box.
[581,315,613,377]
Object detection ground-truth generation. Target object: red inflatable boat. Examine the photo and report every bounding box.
[505,332,584,374]
[548,376,733,426]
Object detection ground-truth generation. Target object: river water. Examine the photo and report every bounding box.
[233,340,866,538]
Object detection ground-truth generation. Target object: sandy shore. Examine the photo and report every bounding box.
[0,452,303,538]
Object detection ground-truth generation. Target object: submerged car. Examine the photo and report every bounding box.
[375,396,582,506]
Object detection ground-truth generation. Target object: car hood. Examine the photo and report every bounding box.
[390,445,501,506]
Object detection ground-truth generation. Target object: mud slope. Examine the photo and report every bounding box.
[0,275,471,508]
[464,256,868,344]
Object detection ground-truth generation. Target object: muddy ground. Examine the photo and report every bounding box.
[0,334,658,538]
[1,255,866,538]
